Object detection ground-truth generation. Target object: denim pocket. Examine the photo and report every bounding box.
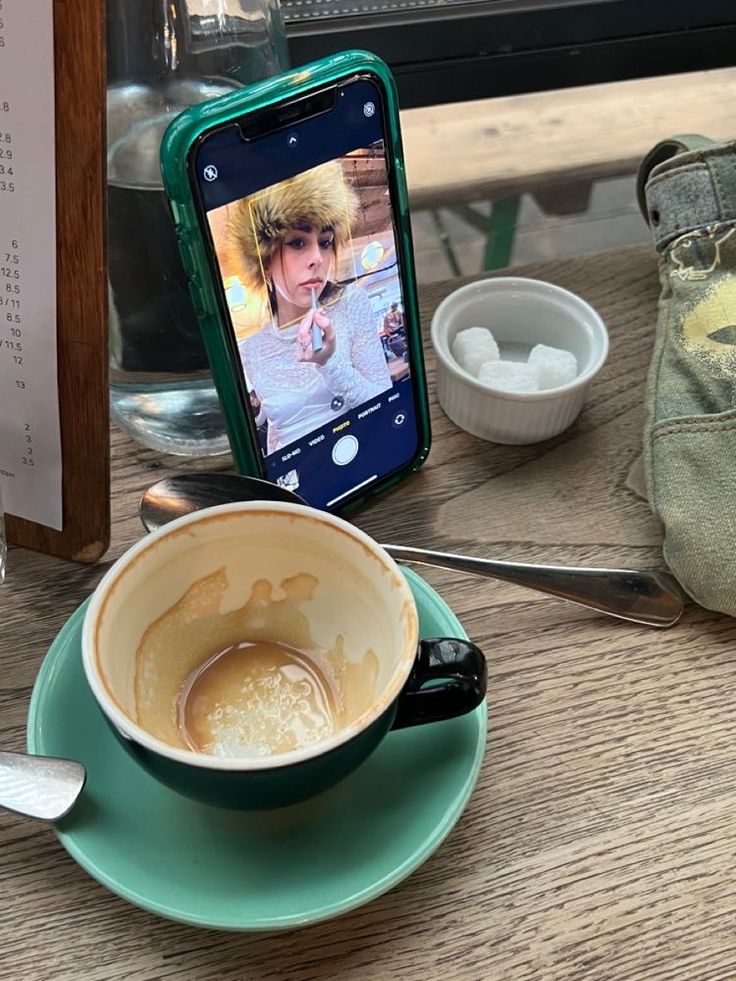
[645,226,736,614]
[647,225,736,433]
[648,411,736,615]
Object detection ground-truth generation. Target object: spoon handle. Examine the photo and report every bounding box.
[381,545,684,628]
[0,752,86,822]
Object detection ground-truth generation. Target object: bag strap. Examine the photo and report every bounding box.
[636,135,718,222]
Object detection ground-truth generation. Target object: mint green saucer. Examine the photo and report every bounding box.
[27,567,487,931]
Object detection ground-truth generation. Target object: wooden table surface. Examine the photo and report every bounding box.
[4,245,735,981]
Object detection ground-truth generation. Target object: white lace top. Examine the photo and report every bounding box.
[239,284,393,453]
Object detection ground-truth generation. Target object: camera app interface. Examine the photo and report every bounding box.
[196,79,419,509]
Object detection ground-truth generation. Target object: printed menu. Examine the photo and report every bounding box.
[0,0,62,529]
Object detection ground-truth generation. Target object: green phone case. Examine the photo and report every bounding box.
[160,49,431,512]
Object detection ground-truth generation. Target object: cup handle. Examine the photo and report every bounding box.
[390,638,488,730]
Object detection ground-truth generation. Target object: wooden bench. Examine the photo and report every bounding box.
[401,67,736,268]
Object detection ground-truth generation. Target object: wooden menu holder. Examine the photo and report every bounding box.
[5,0,109,562]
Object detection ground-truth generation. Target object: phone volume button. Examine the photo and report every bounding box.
[179,238,201,282]
[175,230,195,270]
[188,271,207,320]
[176,234,206,319]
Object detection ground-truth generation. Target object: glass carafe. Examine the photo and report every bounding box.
[107,0,288,456]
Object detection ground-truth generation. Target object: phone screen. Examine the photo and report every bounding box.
[192,76,424,510]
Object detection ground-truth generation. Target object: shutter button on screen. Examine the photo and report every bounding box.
[332,435,359,466]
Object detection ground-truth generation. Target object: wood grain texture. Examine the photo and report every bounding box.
[5,0,109,561]
[402,67,736,208]
[5,245,736,980]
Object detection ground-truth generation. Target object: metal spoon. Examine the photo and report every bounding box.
[0,752,86,821]
[139,473,684,628]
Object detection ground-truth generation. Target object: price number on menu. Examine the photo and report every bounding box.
[0,3,16,191]
[0,237,32,464]
[1,239,25,353]
[0,130,14,191]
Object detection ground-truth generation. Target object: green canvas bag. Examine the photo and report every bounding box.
[638,135,736,616]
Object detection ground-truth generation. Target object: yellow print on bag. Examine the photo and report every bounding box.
[681,274,736,369]
[669,224,736,371]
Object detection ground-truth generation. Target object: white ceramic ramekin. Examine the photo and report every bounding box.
[430,277,609,444]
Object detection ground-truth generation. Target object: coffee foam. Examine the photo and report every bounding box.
[178,639,339,758]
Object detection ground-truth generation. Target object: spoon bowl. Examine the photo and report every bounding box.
[0,751,85,822]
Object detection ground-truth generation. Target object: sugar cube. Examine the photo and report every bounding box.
[464,349,497,376]
[478,360,540,393]
[528,344,578,389]
[451,327,499,376]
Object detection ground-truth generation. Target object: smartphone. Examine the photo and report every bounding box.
[161,50,431,512]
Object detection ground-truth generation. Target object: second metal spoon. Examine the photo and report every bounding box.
[139,473,684,629]
[0,752,86,822]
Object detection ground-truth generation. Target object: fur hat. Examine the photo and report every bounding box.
[223,160,358,291]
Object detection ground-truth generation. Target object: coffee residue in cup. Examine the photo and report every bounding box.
[177,639,338,758]
[133,567,380,758]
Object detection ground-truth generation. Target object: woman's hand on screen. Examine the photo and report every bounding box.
[297,309,335,366]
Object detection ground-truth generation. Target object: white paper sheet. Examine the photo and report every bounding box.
[0,0,62,530]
